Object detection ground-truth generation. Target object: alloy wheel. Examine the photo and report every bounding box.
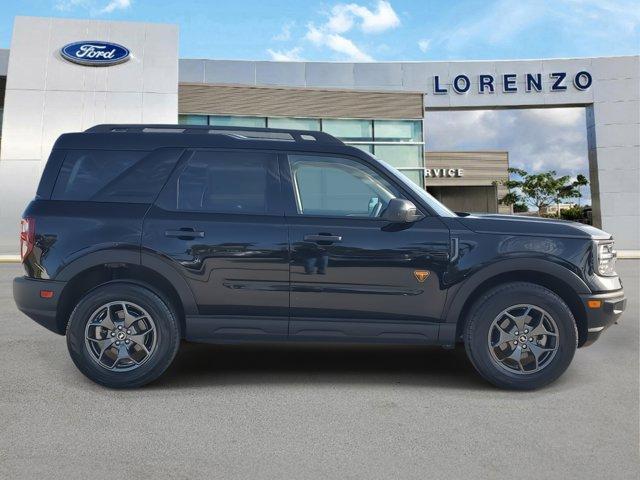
[487,304,559,374]
[84,301,157,372]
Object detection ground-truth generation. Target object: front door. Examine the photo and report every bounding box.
[282,153,450,343]
[142,149,289,341]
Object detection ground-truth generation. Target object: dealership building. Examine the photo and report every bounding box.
[0,16,638,253]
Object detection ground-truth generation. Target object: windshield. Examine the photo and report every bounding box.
[369,154,458,217]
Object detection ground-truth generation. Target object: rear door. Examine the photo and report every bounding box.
[142,148,289,341]
[281,152,451,343]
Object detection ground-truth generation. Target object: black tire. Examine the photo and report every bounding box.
[66,282,180,388]
[464,282,578,390]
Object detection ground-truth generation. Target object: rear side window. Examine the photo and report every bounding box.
[52,149,181,203]
[156,150,279,215]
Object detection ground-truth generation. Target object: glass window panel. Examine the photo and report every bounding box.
[288,155,401,217]
[349,144,374,154]
[53,150,148,201]
[92,149,182,203]
[268,117,320,131]
[165,151,277,214]
[208,115,266,128]
[398,169,424,188]
[322,119,372,141]
[374,120,422,142]
[373,145,423,168]
[178,114,207,125]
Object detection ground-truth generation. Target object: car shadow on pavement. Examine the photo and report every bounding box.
[149,341,493,391]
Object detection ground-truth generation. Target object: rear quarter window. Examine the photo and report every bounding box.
[52,149,181,203]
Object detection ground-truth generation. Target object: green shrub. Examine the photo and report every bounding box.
[560,205,584,221]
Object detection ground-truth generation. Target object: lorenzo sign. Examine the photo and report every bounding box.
[60,41,130,66]
[430,71,592,95]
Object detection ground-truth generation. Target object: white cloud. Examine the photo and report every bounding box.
[425,107,591,204]
[306,24,373,61]
[55,0,131,14]
[436,1,542,53]
[324,32,373,61]
[527,107,583,127]
[305,24,324,44]
[418,39,431,53]
[327,5,355,33]
[560,0,640,35]
[303,1,401,61]
[267,47,304,61]
[55,0,89,10]
[327,1,400,34]
[99,0,130,13]
[268,1,400,62]
[427,0,640,57]
[272,21,295,42]
[330,0,400,34]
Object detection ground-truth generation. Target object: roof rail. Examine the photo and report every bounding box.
[84,124,344,145]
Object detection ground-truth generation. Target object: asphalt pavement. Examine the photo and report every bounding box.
[1,261,638,479]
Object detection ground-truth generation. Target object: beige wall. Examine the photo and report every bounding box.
[425,151,511,214]
[428,185,500,214]
[179,83,424,120]
[424,151,508,186]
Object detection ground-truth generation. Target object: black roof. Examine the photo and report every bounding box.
[85,124,343,144]
[51,124,352,154]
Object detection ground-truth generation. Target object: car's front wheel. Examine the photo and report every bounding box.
[66,283,180,388]
[464,282,578,390]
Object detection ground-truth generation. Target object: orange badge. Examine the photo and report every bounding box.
[414,270,430,283]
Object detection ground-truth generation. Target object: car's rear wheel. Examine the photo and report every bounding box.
[464,282,578,390]
[66,283,180,388]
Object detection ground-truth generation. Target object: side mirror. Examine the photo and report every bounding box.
[382,198,423,223]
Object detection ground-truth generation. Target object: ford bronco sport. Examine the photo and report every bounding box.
[13,124,626,389]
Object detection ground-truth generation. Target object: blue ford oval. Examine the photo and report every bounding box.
[60,41,130,66]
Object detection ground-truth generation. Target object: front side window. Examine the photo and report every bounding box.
[158,150,278,215]
[288,155,401,218]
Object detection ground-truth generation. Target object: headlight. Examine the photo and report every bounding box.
[596,241,617,276]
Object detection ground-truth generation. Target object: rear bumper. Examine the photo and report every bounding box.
[13,276,66,335]
[579,289,626,347]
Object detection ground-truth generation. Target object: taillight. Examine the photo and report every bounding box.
[20,217,35,262]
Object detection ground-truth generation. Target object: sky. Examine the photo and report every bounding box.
[0,0,637,61]
[1,0,638,206]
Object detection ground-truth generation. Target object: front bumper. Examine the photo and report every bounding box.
[579,289,626,347]
[13,276,66,335]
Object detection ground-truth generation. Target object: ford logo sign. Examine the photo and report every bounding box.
[60,41,130,66]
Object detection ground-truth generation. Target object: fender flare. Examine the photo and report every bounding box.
[443,258,591,325]
[55,248,198,316]
[56,249,140,281]
[140,251,198,316]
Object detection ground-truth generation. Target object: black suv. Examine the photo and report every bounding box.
[13,125,626,389]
